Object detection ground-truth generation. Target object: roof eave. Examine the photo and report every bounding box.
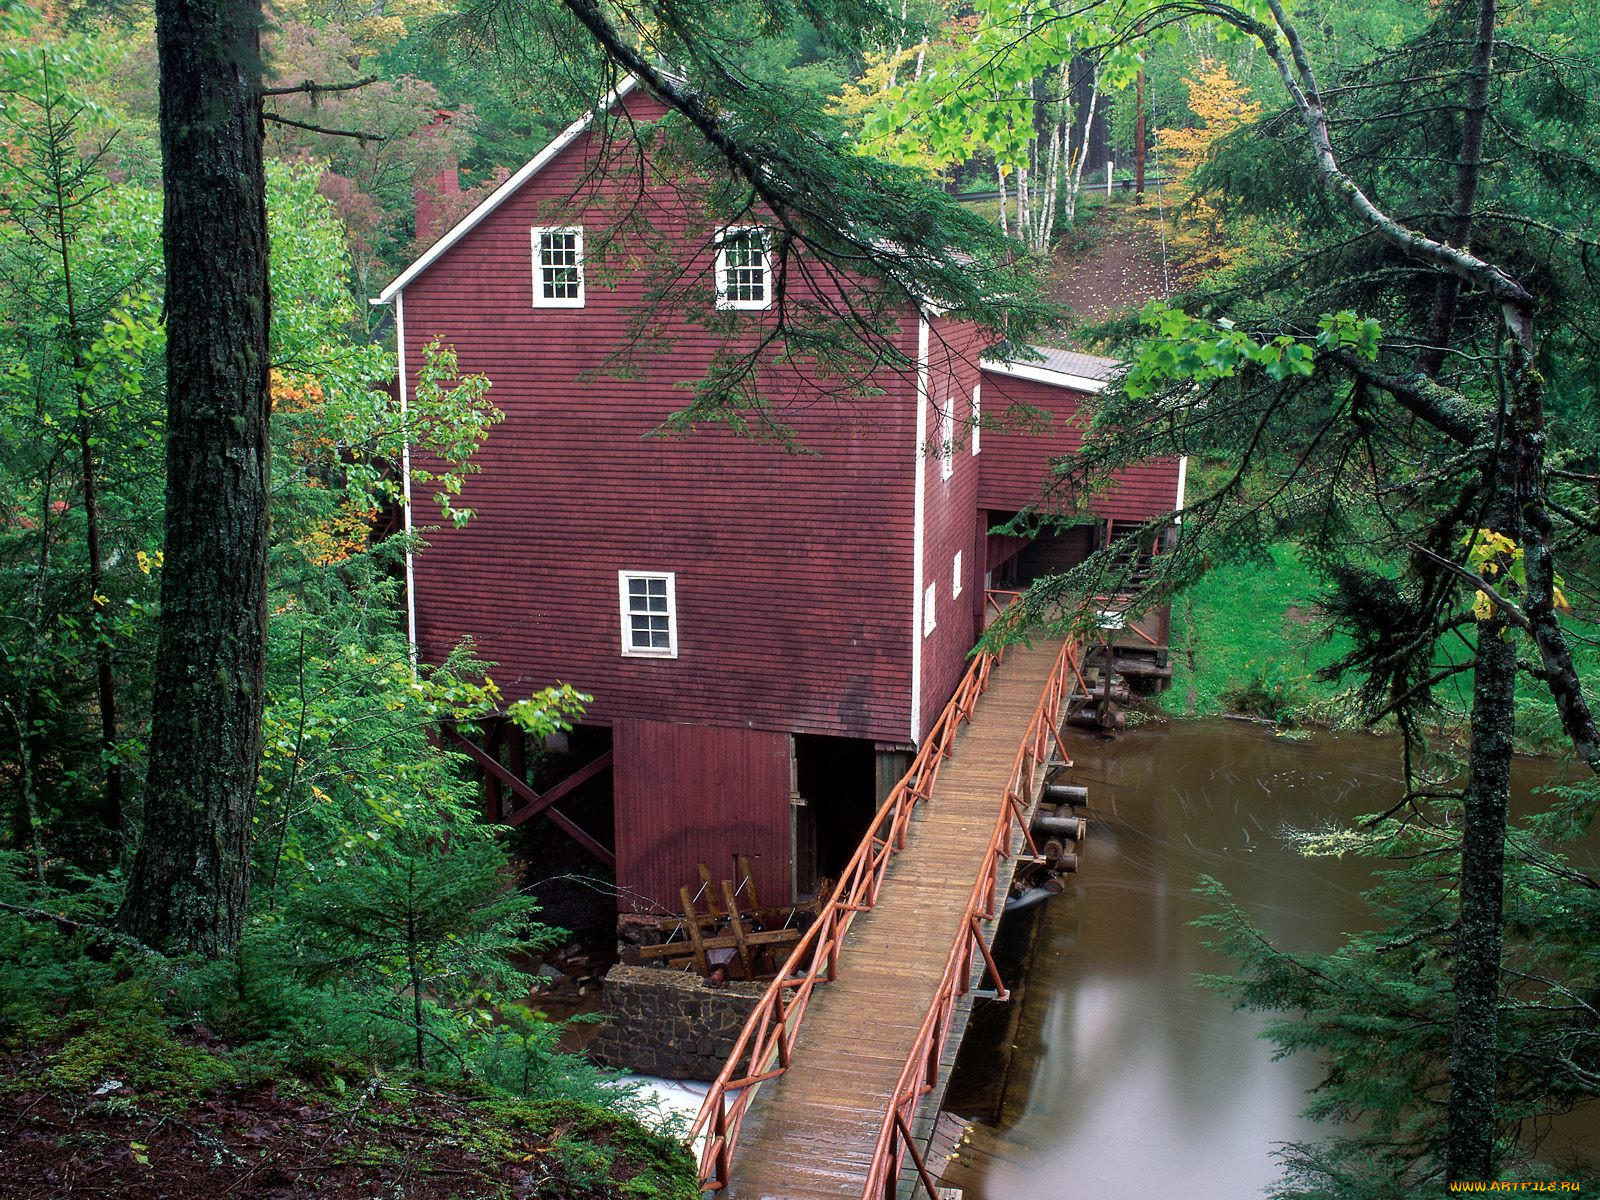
[979,357,1113,394]
[372,76,642,306]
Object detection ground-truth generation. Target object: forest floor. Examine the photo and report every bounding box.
[1,1046,695,1200]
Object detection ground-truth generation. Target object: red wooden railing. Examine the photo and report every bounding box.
[862,633,1081,1199]
[689,593,1020,1192]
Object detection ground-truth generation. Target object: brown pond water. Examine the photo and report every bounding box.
[941,718,1596,1198]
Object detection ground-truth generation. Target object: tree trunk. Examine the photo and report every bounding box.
[118,0,272,957]
[1445,513,1518,1180]
[1063,62,1100,228]
[1417,0,1496,376]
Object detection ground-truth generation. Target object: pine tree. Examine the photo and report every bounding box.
[277,833,554,1071]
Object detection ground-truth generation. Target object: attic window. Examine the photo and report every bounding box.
[532,226,584,307]
[716,228,771,310]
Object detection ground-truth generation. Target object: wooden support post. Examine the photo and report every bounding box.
[698,863,725,918]
[971,915,1010,1001]
[736,853,761,911]
[484,719,506,822]
[722,880,756,980]
[680,886,711,976]
[507,725,526,786]
[485,773,503,822]
[441,727,616,867]
[1050,720,1074,768]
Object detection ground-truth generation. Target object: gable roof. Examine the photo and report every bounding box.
[373,76,642,306]
[980,345,1119,393]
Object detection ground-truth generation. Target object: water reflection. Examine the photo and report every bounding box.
[943,719,1582,1198]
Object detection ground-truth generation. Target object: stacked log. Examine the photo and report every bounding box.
[1008,785,1089,909]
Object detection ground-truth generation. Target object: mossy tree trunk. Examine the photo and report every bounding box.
[1446,548,1517,1179]
[118,0,271,957]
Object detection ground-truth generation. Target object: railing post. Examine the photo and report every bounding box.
[716,1098,732,1189]
[896,1108,943,1200]
[971,914,1010,1001]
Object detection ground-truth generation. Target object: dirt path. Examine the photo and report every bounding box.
[1045,197,1180,327]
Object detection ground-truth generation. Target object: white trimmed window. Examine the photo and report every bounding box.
[923,581,937,638]
[532,226,584,307]
[618,571,677,658]
[953,550,963,598]
[971,384,982,455]
[941,400,955,480]
[715,228,772,310]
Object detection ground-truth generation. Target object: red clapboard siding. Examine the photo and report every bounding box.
[399,88,924,746]
[612,720,791,913]
[916,316,987,741]
[976,368,1182,519]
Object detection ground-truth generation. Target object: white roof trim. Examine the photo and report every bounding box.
[979,357,1111,394]
[373,77,641,305]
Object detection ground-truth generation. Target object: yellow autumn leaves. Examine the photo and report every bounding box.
[1462,528,1572,622]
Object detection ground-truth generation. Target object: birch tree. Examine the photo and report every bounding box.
[849,0,1137,253]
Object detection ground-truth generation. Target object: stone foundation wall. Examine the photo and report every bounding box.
[591,964,764,1080]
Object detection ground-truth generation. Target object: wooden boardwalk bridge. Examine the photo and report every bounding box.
[690,626,1084,1199]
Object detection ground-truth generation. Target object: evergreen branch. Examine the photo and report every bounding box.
[0,900,166,961]
[1546,497,1600,542]
[263,113,386,143]
[1325,350,1483,445]
[1366,661,1475,728]
[1156,0,1541,347]
[260,76,380,98]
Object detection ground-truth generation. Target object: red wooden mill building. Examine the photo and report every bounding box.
[374,80,1184,922]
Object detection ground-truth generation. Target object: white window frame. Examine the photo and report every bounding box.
[941,399,955,480]
[971,383,982,455]
[923,581,937,638]
[618,570,678,659]
[531,225,585,308]
[952,550,963,599]
[715,227,773,311]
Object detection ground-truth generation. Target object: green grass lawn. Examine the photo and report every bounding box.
[1162,543,1354,723]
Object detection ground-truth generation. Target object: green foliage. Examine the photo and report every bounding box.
[519,1097,699,1199]
[268,833,554,1072]
[1162,542,1352,723]
[0,16,636,1176]
[1123,302,1380,399]
[0,852,120,1034]
[0,32,166,858]
[849,0,1142,173]
[984,1,1600,1188]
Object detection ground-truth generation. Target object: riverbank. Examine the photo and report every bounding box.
[1159,540,1593,756]
[1160,542,1350,725]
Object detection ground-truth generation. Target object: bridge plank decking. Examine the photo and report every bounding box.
[723,638,1065,1200]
